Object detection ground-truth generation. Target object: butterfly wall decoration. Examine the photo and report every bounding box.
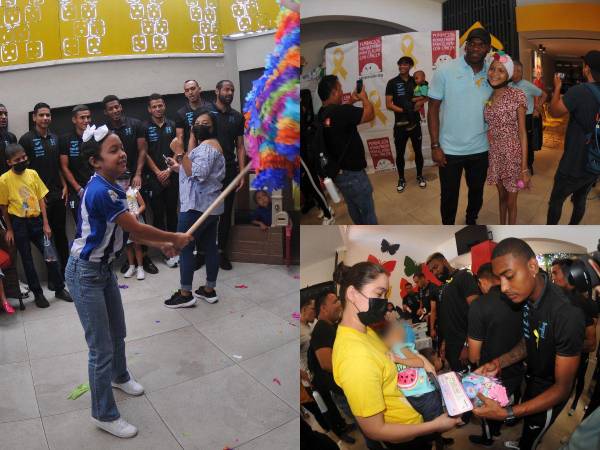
[367,255,396,275]
[381,239,400,255]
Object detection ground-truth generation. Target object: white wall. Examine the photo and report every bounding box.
[1,34,273,137]
[301,257,337,288]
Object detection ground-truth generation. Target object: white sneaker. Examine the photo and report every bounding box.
[165,256,179,268]
[504,441,520,449]
[322,216,336,225]
[136,266,145,280]
[124,265,136,278]
[112,373,144,396]
[92,417,138,438]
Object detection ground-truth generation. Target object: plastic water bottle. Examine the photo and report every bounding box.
[312,390,329,413]
[126,187,139,214]
[323,177,341,203]
[43,236,57,262]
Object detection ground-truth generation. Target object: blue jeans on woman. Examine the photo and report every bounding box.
[178,211,219,291]
[65,256,130,421]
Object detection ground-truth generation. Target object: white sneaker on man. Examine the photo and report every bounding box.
[111,372,144,396]
[92,417,138,438]
[124,265,136,278]
[165,256,179,268]
[136,266,145,280]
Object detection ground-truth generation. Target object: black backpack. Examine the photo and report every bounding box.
[583,83,600,175]
[312,105,352,180]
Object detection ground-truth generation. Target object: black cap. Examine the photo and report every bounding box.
[583,50,600,72]
[467,28,491,46]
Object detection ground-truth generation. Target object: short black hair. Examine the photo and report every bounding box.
[300,296,315,310]
[492,237,536,262]
[216,80,234,90]
[192,107,215,125]
[147,93,164,106]
[315,291,335,316]
[551,258,573,278]
[513,60,523,68]
[102,95,120,108]
[426,252,446,265]
[253,189,270,203]
[5,143,25,161]
[318,75,339,101]
[397,56,414,67]
[477,262,495,280]
[72,104,90,117]
[0,103,6,110]
[33,102,50,114]
[184,79,199,87]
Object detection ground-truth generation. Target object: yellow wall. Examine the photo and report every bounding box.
[516,3,600,32]
[0,0,279,68]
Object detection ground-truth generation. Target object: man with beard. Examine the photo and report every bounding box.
[0,104,17,174]
[19,103,70,277]
[467,263,525,446]
[309,291,356,444]
[473,238,584,450]
[413,271,438,339]
[426,252,479,372]
[102,95,157,275]
[175,80,210,152]
[550,258,597,415]
[60,105,94,222]
[428,28,493,225]
[207,80,246,271]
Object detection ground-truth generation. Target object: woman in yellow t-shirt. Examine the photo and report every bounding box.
[332,261,459,449]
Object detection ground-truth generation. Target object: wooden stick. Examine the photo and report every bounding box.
[186,162,253,236]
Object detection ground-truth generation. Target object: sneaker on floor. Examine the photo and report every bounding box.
[417,176,427,188]
[164,256,179,268]
[120,260,129,274]
[469,435,493,447]
[194,286,219,304]
[34,293,50,308]
[220,254,232,271]
[136,266,145,280]
[143,256,159,274]
[397,178,406,193]
[92,417,138,439]
[322,216,335,225]
[504,441,520,449]
[1,299,15,314]
[55,289,73,302]
[124,265,136,278]
[164,290,197,309]
[111,372,144,396]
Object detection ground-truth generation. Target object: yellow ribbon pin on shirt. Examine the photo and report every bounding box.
[332,48,348,79]
[400,35,418,67]
[369,90,387,127]
[533,329,540,349]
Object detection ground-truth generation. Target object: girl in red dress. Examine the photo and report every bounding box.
[485,52,530,224]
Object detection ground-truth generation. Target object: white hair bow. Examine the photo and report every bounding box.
[82,124,109,143]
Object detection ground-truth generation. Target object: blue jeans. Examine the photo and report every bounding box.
[178,211,219,291]
[65,256,130,421]
[11,215,64,295]
[335,170,378,224]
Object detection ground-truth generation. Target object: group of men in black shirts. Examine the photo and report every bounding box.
[0,79,246,280]
[418,238,598,450]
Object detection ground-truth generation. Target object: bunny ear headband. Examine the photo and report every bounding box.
[490,50,514,79]
[82,124,109,143]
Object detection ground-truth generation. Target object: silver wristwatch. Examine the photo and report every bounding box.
[504,405,515,422]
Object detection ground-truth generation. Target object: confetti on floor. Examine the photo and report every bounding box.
[293,274,300,279]
[155,320,160,323]
[291,312,301,320]
[234,285,248,289]
[118,284,129,289]
[272,377,281,386]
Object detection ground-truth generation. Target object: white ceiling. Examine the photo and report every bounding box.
[529,37,600,59]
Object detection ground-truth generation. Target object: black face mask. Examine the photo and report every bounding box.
[12,160,28,173]
[353,291,388,326]
[193,124,212,142]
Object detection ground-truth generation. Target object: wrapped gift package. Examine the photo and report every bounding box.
[437,372,474,417]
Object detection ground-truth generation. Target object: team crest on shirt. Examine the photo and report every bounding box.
[107,189,119,203]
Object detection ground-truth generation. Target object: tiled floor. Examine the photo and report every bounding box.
[0,259,300,450]
[302,117,600,225]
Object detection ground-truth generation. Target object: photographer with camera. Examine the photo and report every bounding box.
[316,75,378,225]
[547,50,600,224]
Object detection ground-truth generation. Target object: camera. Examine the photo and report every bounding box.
[356,79,363,94]
[568,240,600,293]
[557,72,566,80]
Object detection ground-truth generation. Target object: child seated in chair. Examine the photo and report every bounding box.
[251,190,272,231]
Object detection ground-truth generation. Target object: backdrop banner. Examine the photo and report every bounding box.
[325,30,460,173]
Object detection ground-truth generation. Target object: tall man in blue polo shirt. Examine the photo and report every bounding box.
[428,28,493,225]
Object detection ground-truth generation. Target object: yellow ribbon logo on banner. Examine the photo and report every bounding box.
[369,90,387,127]
[332,48,348,79]
[400,35,418,66]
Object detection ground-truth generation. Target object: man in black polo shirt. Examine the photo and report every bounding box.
[0,104,17,175]
[547,50,600,224]
[103,94,157,274]
[175,80,211,152]
[308,291,355,444]
[59,105,93,222]
[208,80,245,271]
[414,271,438,339]
[468,263,524,446]
[401,282,421,322]
[317,74,377,225]
[473,238,584,450]
[426,252,479,372]
[550,258,598,415]
[19,102,69,276]
[142,94,179,267]
[385,56,426,193]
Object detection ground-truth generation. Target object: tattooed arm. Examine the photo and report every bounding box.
[475,338,527,377]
